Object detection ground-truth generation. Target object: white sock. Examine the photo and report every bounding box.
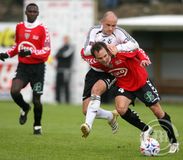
[85,98,101,129]
[96,108,113,122]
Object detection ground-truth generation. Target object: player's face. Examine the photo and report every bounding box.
[102,18,117,36]
[95,48,111,66]
[25,5,39,23]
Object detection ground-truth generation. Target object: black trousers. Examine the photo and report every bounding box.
[55,69,70,103]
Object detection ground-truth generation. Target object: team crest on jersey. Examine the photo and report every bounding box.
[107,38,112,44]
[24,33,30,39]
[115,60,122,65]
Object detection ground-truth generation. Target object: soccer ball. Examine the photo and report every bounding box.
[140,138,160,156]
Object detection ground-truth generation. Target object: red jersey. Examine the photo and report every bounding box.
[7,21,51,64]
[105,50,149,91]
[81,48,149,91]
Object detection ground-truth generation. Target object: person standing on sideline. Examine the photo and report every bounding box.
[55,36,74,103]
[80,11,139,138]
[90,42,179,154]
[0,3,51,135]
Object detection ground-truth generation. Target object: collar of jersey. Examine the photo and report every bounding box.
[24,20,41,29]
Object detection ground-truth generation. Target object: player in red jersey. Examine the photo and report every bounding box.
[82,46,154,139]
[90,42,179,154]
[0,3,51,135]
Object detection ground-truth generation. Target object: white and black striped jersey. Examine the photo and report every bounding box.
[84,25,139,56]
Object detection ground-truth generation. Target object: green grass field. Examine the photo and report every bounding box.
[0,101,182,160]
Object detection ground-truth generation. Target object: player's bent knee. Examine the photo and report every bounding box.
[91,82,107,95]
[116,106,128,115]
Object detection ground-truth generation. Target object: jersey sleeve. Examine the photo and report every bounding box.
[30,26,51,61]
[136,48,150,61]
[7,24,19,57]
[115,28,139,52]
[83,27,99,56]
[117,48,150,61]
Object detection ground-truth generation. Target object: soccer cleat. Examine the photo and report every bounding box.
[80,123,90,138]
[169,142,179,153]
[19,105,31,125]
[140,126,153,141]
[108,110,119,134]
[33,126,42,135]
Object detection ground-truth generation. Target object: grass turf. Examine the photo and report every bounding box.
[0,101,182,160]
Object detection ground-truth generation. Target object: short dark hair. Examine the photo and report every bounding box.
[26,3,39,10]
[91,42,109,58]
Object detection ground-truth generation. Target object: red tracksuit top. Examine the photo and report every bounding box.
[7,21,51,64]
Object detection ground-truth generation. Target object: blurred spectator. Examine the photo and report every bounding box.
[55,36,74,103]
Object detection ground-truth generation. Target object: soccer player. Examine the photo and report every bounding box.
[80,11,141,138]
[0,3,51,135]
[90,42,179,154]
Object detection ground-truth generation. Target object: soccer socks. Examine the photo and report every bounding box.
[158,112,177,143]
[85,95,101,129]
[121,108,148,131]
[33,104,43,126]
[11,92,30,111]
[96,108,113,121]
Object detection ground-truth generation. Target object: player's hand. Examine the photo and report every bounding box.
[19,49,31,57]
[0,52,9,61]
[107,45,118,57]
[140,60,151,67]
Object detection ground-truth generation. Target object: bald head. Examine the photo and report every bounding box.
[101,11,118,23]
[101,11,118,35]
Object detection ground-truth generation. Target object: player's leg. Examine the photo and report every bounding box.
[30,63,45,135]
[82,79,114,120]
[85,79,108,128]
[81,79,108,138]
[150,103,179,153]
[91,75,118,133]
[32,93,42,135]
[11,79,30,110]
[81,69,117,137]
[137,79,179,153]
[115,95,149,131]
[10,63,31,125]
[115,87,152,140]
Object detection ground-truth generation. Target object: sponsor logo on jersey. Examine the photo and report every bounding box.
[18,41,36,52]
[108,68,128,77]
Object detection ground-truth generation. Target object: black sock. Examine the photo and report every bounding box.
[11,93,29,111]
[121,108,148,131]
[158,112,177,143]
[33,104,42,126]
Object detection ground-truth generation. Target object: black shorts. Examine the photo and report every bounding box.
[82,68,116,100]
[13,63,45,95]
[114,79,160,107]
